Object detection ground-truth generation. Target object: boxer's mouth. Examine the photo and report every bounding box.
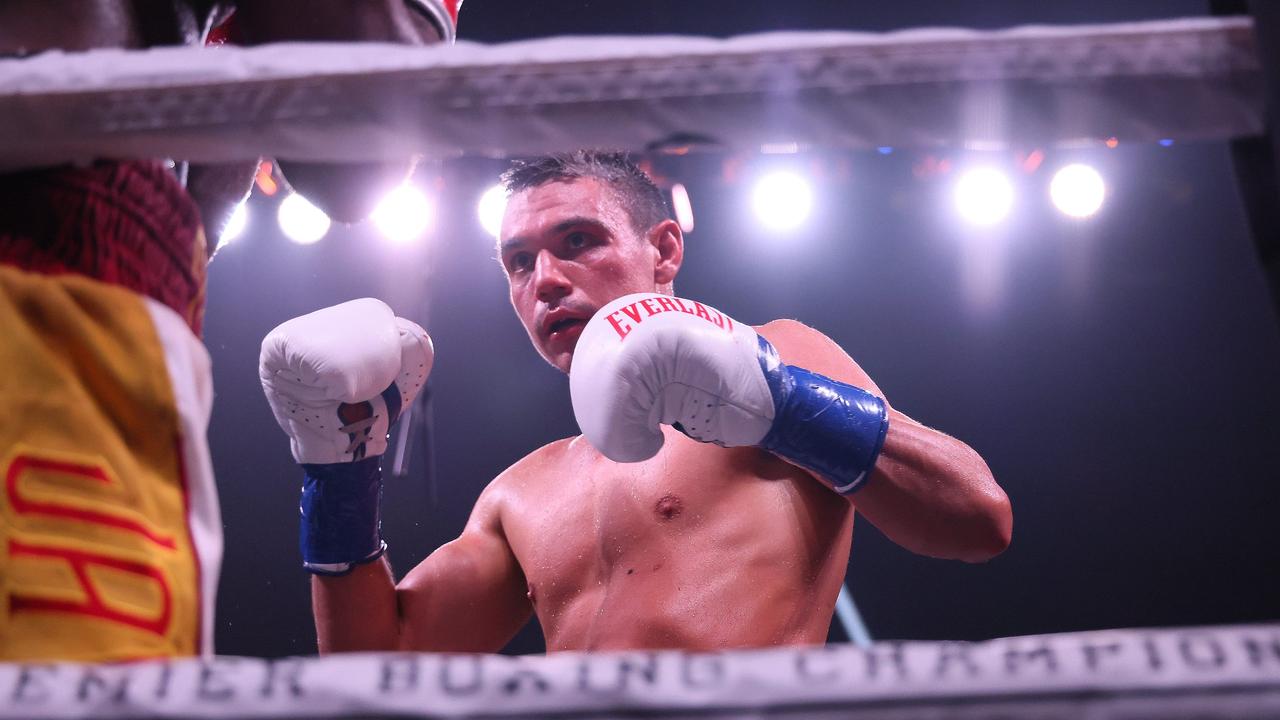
[547,317,587,339]
[542,307,590,339]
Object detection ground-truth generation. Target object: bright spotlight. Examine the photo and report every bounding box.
[1049,164,1106,219]
[671,183,695,233]
[372,185,433,245]
[217,202,248,251]
[954,168,1014,226]
[277,193,330,245]
[477,184,508,239]
[752,171,813,231]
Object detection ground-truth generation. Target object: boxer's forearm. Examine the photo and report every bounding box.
[852,413,1012,563]
[312,557,402,653]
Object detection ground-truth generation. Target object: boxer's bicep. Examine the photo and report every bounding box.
[395,485,532,653]
[759,322,1010,560]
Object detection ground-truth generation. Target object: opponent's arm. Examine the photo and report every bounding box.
[314,482,532,654]
[757,319,1011,563]
[236,0,444,220]
[199,1,455,226]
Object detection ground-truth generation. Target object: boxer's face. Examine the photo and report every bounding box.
[500,178,672,373]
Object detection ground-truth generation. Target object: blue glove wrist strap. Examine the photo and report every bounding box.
[299,456,385,575]
[756,337,890,494]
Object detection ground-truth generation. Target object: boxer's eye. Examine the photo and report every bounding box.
[508,252,533,272]
[565,232,590,250]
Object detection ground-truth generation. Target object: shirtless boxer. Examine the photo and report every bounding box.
[0,0,456,661]
[261,151,1013,653]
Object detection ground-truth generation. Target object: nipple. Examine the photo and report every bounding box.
[654,493,683,521]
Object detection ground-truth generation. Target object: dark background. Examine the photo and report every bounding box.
[206,0,1280,657]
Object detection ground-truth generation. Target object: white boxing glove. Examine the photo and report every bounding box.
[570,293,775,462]
[259,298,434,574]
[260,298,433,465]
[570,293,888,494]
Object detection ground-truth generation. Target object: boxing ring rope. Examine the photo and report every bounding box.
[3,624,1280,719]
[0,16,1263,167]
[3,14,1278,719]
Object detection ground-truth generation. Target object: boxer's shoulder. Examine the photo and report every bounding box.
[487,436,578,495]
[754,318,834,371]
[755,318,882,397]
[754,318,825,358]
[474,437,583,534]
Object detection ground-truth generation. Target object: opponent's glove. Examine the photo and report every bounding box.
[407,0,463,42]
[570,293,888,494]
[260,298,432,574]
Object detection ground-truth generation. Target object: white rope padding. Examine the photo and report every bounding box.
[2,624,1279,719]
[0,17,1263,168]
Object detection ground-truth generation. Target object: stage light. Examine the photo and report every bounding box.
[752,171,813,231]
[477,184,508,239]
[1049,164,1106,219]
[372,184,433,245]
[277,193,330,245]
[216,202,248,250]
[761,142,800,154]
[671,183,695,233]
[1021,149,1045,173]
[954,168,1014,226]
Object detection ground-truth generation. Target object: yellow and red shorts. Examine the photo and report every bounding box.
[0,162,221,661]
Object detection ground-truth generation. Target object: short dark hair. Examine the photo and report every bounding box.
[501,150,671,235]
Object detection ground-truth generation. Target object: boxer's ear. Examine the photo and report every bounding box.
[650,219,683,287]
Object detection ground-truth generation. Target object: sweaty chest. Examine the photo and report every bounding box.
[515,443,709,582]
[507,431,840,609]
